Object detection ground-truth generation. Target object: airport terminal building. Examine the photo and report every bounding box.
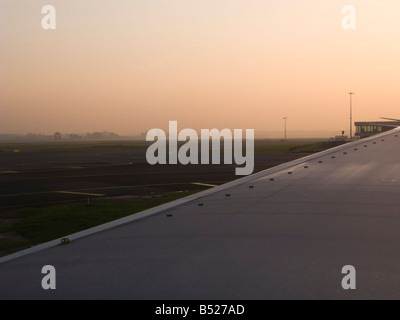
[355,120,400,138]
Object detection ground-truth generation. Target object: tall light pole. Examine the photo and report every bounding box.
[349,92,355,140]
[283,117,287,140]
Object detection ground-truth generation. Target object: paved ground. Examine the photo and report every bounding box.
[0,146,307,209]
[1,131,400,299]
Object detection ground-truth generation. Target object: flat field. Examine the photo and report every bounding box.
[0,138,342,256]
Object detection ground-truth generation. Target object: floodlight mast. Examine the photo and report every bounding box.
[349,92,355,139]
[283,117,287,140]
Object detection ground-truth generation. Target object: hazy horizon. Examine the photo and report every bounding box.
[2,1,400,137]
[0,129,356,140]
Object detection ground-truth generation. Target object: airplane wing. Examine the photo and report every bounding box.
[1,128,400,299]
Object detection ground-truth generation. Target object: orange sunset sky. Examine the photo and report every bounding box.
[1,0,400,137]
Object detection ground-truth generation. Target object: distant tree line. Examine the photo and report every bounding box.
[57,131,120,140]
[0,132,120,141]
